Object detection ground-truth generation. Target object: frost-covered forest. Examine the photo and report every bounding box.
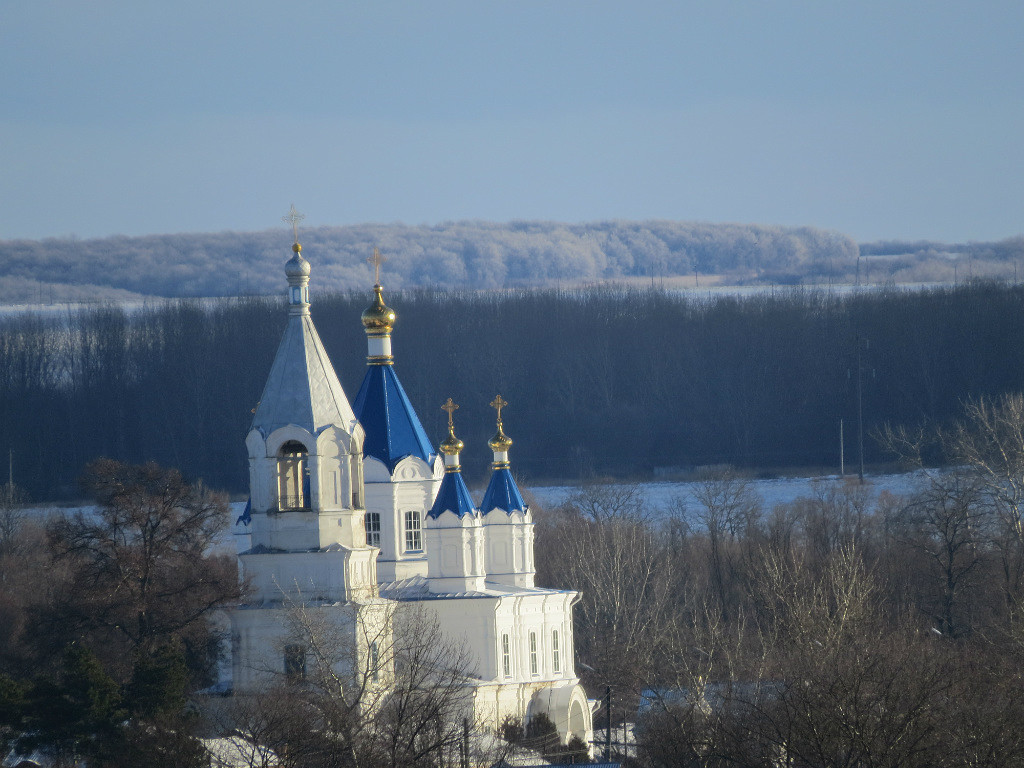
[2,281,1024,501]
[0,220,860,301]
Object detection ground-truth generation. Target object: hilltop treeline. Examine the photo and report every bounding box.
[2,281,1024,501]
[0,220,860,302]
[5,222,1023,304]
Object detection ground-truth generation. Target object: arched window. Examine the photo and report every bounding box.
[552,629,560,674]
[529,631,538,676]
[278,441,310,510]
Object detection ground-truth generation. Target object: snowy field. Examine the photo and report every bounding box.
[524,470,928,521]
[20,470,930,552]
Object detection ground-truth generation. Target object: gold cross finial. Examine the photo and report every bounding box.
[490,394,508,423]
[282,204,305,244]
[367,247,387,286]
[441,397,459,428]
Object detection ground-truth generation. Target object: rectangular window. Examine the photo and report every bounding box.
[529,632,538,676]
[502,634,512,678]
[404,510,422,552]
[369,641,380,682]
[284,644,306,682]
[365,512,381,548]
[552,630,560,674]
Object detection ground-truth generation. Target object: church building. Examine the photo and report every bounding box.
[230,222,594,748]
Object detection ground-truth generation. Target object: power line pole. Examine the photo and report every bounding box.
[856,335,866,483]
[839,419,845,477]
[605,686,612,761]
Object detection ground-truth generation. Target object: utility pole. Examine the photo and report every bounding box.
[839,419,845,477]
[605,686,612,761]
[461,717,469,768]
[856,335,866,483]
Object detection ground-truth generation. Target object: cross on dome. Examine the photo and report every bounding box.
[490,394,508,423]
[441,397,459,427]
[368,247,387,286]
[282,204,305,245]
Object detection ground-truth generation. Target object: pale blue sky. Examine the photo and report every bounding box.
[2,1,1022,242]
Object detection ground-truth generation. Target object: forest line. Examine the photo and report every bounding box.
[3,219,1023,304]
[2,281,1024,502]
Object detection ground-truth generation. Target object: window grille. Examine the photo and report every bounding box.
[404,510,422,551]
[366,512,381,547]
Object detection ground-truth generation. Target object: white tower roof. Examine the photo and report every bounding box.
[251,314,358,436]
[251,234,357,437]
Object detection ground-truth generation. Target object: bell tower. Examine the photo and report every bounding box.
[241,207,375,603]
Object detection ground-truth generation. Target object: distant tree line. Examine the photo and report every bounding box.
[0,220,861,301]
[4,221,1024,304]
[2,280,1024,502]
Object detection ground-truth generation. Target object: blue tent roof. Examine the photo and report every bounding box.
[480,467,527,514]
[428,470,477,519]
[352,365,436,473]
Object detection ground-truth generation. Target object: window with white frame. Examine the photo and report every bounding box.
[529,632,538,676]
[365,511,381,548]
[502,633,512,678]
[552,630,560,674]
[404,510,422,552]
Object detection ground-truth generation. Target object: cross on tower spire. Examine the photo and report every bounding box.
[490,394,508,424]
[282,204,305,245]
[441,397,459,429]
[367,247,387,286]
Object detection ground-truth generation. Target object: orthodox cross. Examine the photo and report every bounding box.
[490,394,508,424]
[368,247,387,285]
[282,204,305,243]
[441,397,459,428]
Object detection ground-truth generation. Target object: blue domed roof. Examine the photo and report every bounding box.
[428,470,477,519]
[481,467,527,514]
[352,364,436,473]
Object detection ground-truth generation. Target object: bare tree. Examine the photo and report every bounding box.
[693,469,761,622]
[0,482,27,558]
[221,600,483,768]
[535,485,682,693]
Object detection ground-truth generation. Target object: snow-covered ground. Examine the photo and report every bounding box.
[24,472,928,541]
[525,470,928,521]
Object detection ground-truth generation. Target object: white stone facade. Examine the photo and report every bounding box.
[230,251,594,750]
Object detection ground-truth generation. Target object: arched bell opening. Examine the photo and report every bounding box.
[277,440,311,511]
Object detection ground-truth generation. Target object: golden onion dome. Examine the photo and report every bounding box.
[489,423,513,453]
[440,425,464,457]
[361,285,396,332]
